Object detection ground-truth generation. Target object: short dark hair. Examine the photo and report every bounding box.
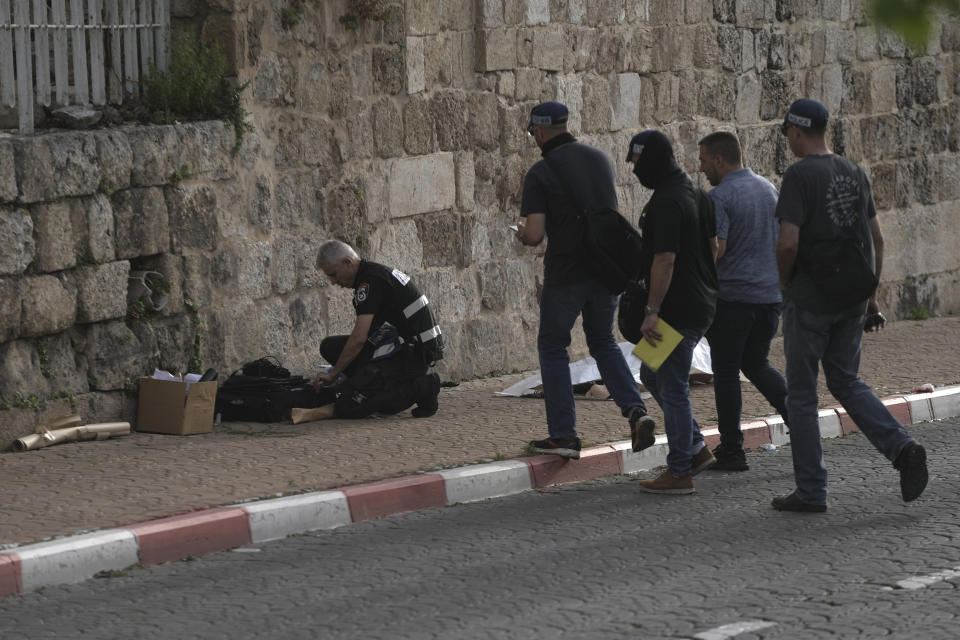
[698,131,742,166]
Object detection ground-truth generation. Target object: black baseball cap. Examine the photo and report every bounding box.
[782,98,829,134]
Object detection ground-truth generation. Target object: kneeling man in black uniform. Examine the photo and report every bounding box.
[311,240,443,419]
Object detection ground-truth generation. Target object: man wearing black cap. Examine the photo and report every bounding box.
[774,98,928,512]
[626,130,719,494]
[516,101,654,460]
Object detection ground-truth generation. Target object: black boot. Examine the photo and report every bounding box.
[411,373,441,418]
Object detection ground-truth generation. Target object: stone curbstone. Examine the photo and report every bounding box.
[818,408,842,439]
[16,529,139,592]
[740,420,774,449]
[903,391,935,423]
[244,491,352,544]
[438,461,532,504]
[766,415,789,446]
[0,553,21,598]
[928,385,960,420]
[614,439,670,475]
[342,475,447,523]
[520,446,623,487]
[128,508,252,566]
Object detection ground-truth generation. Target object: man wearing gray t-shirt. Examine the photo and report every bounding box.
[773,98,927,513]
[699,131,789,472]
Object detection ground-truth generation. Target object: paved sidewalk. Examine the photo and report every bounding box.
[1,316,959,550]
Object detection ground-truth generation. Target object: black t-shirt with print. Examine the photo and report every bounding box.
[520,139,619,286]
[638,173,718,331]
[775,154,877,315]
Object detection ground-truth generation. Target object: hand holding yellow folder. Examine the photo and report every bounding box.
[631,317,683,371]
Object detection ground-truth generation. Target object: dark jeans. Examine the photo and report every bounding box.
[705,300,789,451]
[782,300,914,504]
[537,280,648,439]
[320,335,428,418]
[639,326,708,476]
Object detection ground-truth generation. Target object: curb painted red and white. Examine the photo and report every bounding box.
[2,386,958,599]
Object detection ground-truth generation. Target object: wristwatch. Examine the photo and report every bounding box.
[644,305,660,316]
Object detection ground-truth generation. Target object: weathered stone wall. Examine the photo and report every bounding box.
[1,0,959,440]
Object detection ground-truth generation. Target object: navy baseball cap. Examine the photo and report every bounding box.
[528,101,569,131]
[782,98,829,133]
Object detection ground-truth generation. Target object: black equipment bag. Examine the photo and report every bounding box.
[215,357,334,422]
[617,279,649,344]
[801,234,878,313]
[543,156,643,295]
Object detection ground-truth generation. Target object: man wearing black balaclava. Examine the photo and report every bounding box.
[626,130,719,495]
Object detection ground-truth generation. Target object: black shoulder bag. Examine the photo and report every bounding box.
[542,155,643,296]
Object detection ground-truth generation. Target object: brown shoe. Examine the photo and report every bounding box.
[690,446,716,476]
[638,469,695,494]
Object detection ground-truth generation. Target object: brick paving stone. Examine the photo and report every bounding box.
[0,316,957,546]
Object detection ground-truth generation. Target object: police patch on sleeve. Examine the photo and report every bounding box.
[355,283,370,303]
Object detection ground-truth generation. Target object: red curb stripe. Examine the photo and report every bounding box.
[740,420,773,448]
[342,475,447,523]
[521,446,623,488]
[0,553,21,598]
[833,406,860,435]
[883,397,912,425]
[835,397,913,435]
[129,508,252,566]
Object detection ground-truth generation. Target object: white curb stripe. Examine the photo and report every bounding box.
[694,620,778,639]
[903,392,934,423]
[928,385,960,421]
[612,438,670,475]
[244,491,351,544]
[16,529,139,591]
[438,461,532,504]
[818,409,841,438]
[766,415,790,446]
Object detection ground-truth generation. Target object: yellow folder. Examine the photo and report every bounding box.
[631,317,683,372]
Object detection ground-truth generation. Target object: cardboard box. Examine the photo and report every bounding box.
[136,377,218,435]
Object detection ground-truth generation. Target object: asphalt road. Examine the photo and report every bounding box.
[1,419,958,640]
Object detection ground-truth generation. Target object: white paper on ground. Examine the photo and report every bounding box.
[498,340,714,397]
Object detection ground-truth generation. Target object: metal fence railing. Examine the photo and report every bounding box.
[0,0,169,134]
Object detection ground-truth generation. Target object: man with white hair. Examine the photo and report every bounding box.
[313,240,443,419]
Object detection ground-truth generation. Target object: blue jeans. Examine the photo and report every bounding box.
[639,327,707,477]
[782,299,914,504]
[705,300,788,451]
[537,280,648,439]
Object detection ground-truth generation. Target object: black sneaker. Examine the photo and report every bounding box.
[895,442,928,502]
[530,436,581,460]
[710,445,749,471]
[628,407,656,452]
[771,491,827,513]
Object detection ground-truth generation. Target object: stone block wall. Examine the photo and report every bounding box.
[1,0,959,440]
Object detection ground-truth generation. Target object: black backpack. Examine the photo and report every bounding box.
[215,357,334,422]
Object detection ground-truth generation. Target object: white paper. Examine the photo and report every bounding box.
[498,340,714,397]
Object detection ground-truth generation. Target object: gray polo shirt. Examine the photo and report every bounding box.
[710,168,782,304]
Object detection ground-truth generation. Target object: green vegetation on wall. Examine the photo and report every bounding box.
[141,30,252,155]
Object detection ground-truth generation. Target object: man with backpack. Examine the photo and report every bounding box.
[516,101,654,460]
[313,240,443,419]
[773,98,927,512]
[627,130,719,494]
